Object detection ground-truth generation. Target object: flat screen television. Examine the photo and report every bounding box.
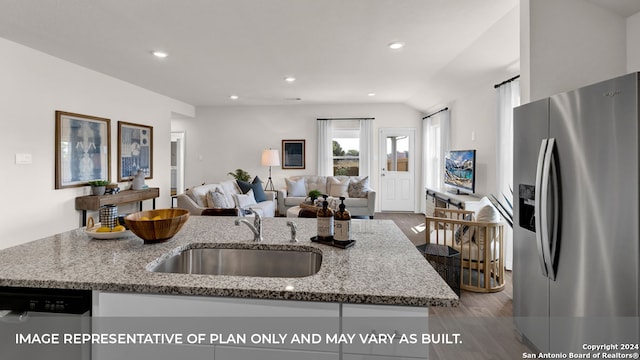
[444,149,476,194]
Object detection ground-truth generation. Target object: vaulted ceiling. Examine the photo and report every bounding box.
[0,1,637,112]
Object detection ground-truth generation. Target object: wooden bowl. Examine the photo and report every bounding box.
[124,208,190,244]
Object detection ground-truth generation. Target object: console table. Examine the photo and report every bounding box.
[75,188,160,226]
[425,187,478,216]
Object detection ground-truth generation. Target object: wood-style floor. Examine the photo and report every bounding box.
[375,212,533,359]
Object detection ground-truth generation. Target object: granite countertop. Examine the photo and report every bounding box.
[0,217,458,307]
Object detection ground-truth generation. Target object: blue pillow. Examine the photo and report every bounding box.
[237,178,267,203]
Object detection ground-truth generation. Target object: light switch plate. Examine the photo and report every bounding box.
[15,153,32,164]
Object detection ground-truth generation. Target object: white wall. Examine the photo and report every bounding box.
[448,81,503,198]
[627,11,640,72]
[521,0,627,102]
[171,103,422,212]
[0,37,194,249]
[438,5,519,198]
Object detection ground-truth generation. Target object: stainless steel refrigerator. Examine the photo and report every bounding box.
[513,72,640,353]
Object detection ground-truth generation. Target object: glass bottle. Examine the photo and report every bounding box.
[316,199,334,241]
[334,197,351,244]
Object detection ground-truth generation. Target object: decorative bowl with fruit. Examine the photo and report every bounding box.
[84,217,132,240]
[124,208,190,244]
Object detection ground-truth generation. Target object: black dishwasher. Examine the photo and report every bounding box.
[0,286,91,360]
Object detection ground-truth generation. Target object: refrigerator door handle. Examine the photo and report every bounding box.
[535,139,550,278]
[541,138,558,281]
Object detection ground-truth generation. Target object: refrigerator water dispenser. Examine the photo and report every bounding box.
[518,184,536,232]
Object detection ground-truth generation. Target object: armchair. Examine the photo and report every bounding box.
[425,207,505,293]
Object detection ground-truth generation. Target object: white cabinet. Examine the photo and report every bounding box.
[92,292,430,360]
[343,355,420,360]
[215,345,338,360]
[92,292,340,360]
[93,291,339,317]
[341,304,428,359]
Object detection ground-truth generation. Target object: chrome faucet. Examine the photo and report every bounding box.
[234,209,263,241]
[286,220,298,242]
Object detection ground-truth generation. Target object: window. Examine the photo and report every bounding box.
[332,127,360,176]
[426,121,441,185]
[318,118,372,177]
[385,135,410,172]
[423,109,449,191]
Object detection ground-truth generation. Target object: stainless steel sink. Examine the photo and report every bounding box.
[149,248,322,277]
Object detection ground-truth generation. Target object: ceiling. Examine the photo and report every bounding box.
[0,1,637,111]
[587,0,640,17]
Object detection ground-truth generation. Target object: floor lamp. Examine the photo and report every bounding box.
[261,149,280,191]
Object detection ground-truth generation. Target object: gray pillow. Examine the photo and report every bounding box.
[348,176,369,198]
[206,189,232,208]
[454,213,472,245]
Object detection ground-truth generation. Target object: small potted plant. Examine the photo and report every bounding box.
[227,169,251,182]
[88,180,110,196]
[307,189,322,204]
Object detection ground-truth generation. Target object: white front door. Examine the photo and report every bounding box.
[379,128,415,211]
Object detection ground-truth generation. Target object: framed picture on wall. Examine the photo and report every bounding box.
[118,121,153,181]
[282,139,305,169]
[55,111,111,189]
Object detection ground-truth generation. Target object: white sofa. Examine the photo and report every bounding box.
[276,175,375,218]
[177,180,276,217]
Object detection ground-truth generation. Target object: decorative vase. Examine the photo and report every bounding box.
[91,186,106,196]
[132,170,145,190]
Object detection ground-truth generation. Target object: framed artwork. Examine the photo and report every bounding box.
[282,139,306,169]
[118,121,153,181]
[55,111,111,189]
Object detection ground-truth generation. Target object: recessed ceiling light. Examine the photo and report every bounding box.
[284,76,296,83]
[152,51,168,58]
[230,95,239,100]
[388,42,405,50]
[368,93,376,97]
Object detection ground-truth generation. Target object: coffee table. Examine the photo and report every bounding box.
[286,205,319,218]
[286,206,302,218]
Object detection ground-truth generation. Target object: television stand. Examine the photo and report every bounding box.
[425,187,478,215]
[446,188,471,196]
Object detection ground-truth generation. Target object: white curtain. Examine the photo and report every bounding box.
[422,109,450,213]
[359,119,373,178]
[496,77,520,270]
[439,110,451,188]
[317,120,333,176]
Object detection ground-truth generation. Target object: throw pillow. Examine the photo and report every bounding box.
[305,176,327,194]
[233,189,257,209]
[454,214,473,245]
[328,177,349,197]
[220,180,240,208]
[473,204,501,245]
[285,177,307,197]
[206,189,232,208]
[348,176,369,198]
[237,178,267,203]
[476,204,500,223]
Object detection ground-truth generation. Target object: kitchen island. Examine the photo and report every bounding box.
[0,217,458,360]
[0,217,457,307]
